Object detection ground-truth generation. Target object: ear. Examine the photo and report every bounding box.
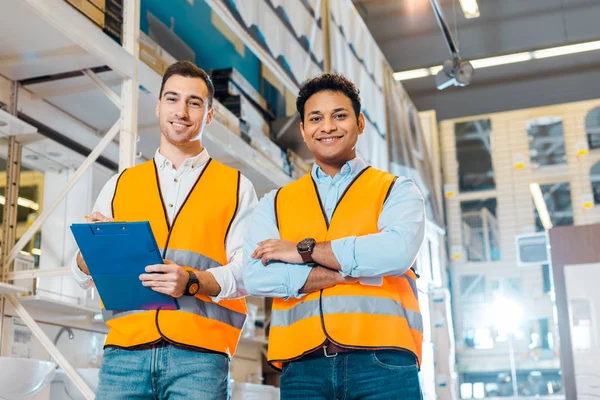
[357,112,365,136]
[300,121,307,143]
[205,106,214,126]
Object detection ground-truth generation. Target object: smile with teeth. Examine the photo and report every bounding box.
[317,136,343,142]
[170,121,190,129]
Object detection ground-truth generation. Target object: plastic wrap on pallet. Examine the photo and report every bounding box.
[224,0,324,86]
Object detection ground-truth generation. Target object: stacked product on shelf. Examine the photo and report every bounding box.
[64,0,123,44]
[138,31,178,76]
[287,149,312,179]
[103,0,123,44]
[212,67,273,137]
[211,68,291,175]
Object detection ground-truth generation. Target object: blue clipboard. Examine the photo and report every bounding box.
[70,221,179,311]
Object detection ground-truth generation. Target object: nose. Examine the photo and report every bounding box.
[174,102,189,120]
[320,117,337,134]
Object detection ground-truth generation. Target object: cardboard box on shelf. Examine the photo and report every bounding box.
[138,32,178,76]
[88,0,105,11]
[65,0,105,28]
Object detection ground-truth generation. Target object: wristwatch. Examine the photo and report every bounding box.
[185,271,200,296]
[297,238,316,265]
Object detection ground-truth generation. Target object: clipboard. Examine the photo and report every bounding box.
[70,221,179,311]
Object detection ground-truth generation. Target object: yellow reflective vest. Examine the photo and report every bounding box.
[268,167,422,368]
[102,158,247,357]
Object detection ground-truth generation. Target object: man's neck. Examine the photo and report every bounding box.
[159,142,203,170]
[315,157,354,178]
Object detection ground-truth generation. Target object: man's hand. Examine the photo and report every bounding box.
[76,212,115,275]
[139,260,190,298]
[252,239,303,266]
[87,211,114,223]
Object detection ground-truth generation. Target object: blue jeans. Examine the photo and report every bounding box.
[96,344,230,400]
[280,350,422,400]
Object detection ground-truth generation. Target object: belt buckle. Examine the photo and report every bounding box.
[323,345,338,358]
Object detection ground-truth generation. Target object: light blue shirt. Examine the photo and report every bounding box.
[243,157,425,298]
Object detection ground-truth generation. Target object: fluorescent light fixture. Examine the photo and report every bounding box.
[393,68,430,81]
[530,183,553,230]
[459,0,480,19]
[0,195,40,211]
[394,39,600,81]
[533,40,600,59]
[429,65,444,75]
[470,52,531,69]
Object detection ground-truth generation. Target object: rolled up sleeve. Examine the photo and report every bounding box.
[331,178,425,278]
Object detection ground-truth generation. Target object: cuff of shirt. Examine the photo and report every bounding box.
[331,237,358,277]
[286,265,312,299]
[70,253,95,289]
[206,267,235,303]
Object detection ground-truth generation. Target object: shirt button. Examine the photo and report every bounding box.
[166,161,170,166]
[169,204,173,208]
[327,208,332,213]
[174,178,178,183]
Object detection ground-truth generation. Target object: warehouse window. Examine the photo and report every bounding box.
[591,162,600,205]
[527,117,566,168]
[534,182,573,231]
[586,107,600,150]
[461,198,500,261]
[542,264,552,294]
[459,275,486,303]
[455,119,495,192]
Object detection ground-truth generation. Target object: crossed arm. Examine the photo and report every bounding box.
[243,178,425,298]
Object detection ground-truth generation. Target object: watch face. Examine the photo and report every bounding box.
[298,238,315,251]
[188,282,199,295]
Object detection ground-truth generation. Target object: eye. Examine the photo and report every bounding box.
[166,97,176,102]
[310,116,322,122]
[334,113,347,119]
[189,101,201,107]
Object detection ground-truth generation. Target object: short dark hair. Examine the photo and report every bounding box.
[159,60,214,107]
[296,73,361,123]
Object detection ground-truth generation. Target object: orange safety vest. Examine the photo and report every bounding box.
[268,167,423,368]
[102,158,247,357]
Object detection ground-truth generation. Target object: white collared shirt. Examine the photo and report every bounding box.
[71,148,258,302]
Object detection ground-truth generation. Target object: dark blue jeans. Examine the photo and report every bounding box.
[280,350,422,400]
[96,345,230,399]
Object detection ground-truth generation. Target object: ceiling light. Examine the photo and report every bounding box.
[429,65,444,75]
[470,52,531,69]
[393,68,430,81]
[394,39,600,81]
[0,195,40,211]
[530,183,553,230]
[532,40,600,59]
[31,248,42,256]
[459,0,480,19]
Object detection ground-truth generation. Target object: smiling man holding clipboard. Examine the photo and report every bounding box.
[71,61,257,400]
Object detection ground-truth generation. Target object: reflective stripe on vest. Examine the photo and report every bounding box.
[104,159,247,356]
[269,167,423,366]
[271,295,423,333]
